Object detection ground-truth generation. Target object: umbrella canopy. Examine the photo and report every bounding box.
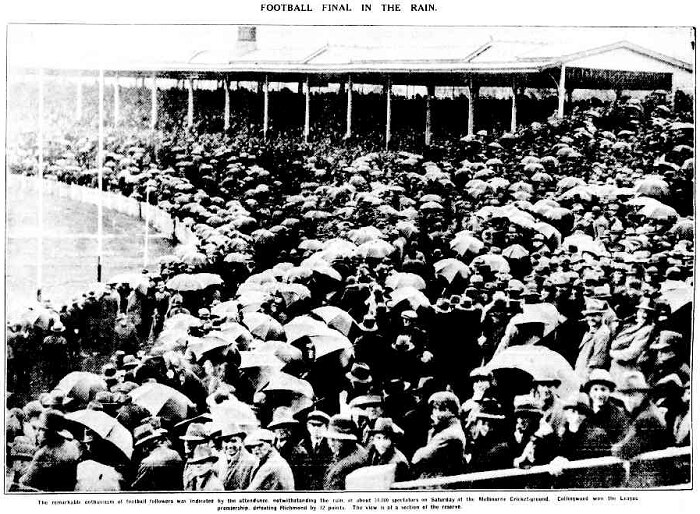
[509,302,563,337]
[562,233,608,256]
[670,218,694,240]
[389,287,431,310]
[347,226,385,244]
[434,258,471,283]
[503,244,530,260]
[66,410,133,459]
[108,272,149,288]
[19,306,58,330]
[56,372,108,405]
[262,371,314,398]
[298,239,325,252]
[635,175,670,199]
[271,283,312,308]
[385,272,427,291]
[450,233,485,257]
[210,399,259,429]
[311,306,359,336]
[639,201,678,221]
[472,254,511,273]
[284,316,337,344]
[166,273,223,291]
[659,283,693,313]
[356,240,395,260]
[242,312,285,341]
[396,221,419,238]
[211,300,241,319]
[485,345,579,397]
[239,351,286,370]
[129,383,195,423]
[163,313,202,331]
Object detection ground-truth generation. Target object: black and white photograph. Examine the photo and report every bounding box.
[3,18,695,494]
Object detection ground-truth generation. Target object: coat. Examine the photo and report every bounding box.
[185,468,224,491]
[131,445,184,491]
[611,400,672,460]
[247,449,294,490]
[557,420,612,461]
[300,437,334,491]
[222,449,259,490]
[367,447,410,482]
[609,322,655,382]
[574,324,611,381]
[323,444,370,490]
[20,437,80,492]
[589,401,631,444]
[411,417,466,479]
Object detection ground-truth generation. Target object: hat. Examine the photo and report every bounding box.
[531,374,561,387]
[217,423,247,440]
[94,391,120,406]
[324,415,359,441]
[51,323,65,333]
[650,330,682,351]
[198,308,211,319]
[636,299,656,312]
[187,444,219,464]
[133,423,168,447]
[368,417,404,438]
[44,390,71,410]
[179,422,208,442]
[36,409,68,434]
[267,407,299,430]
[562,392,592,415]
[583,369,616,392]
[428,391,460,415]
[401,310,418,320]
[121,355,140,370]
[9,436,37,460]
[345,362,373,385]
[306,410,331,426]
[349,395,383,409]
[513,395,543,417]
[244,429,276,447]
[474,398,506,421]
[615,371,650,393]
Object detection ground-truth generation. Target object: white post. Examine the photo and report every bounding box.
[97,69,105,282]
[223,77,231,131]
[510,80,518,133]
[113,73,120,127]
[150,74,158,129]
[76,78,83,121]
[468,79,479,136]
[345,75,353,139]
[425,84,435,146]
[37,70,45,300]
[385,77,392,151]
[557,64,566,119]
[263,75,269,140]
[303,76,310,143]
[187,77,194,128]
[144,189,150,268]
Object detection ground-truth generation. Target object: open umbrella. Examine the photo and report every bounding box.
[239,351,286,370]
[209,399,259,430]
[503,244,530,260]
[635,175,670,199]
[56,372,108,405]
[472,254,511,273]
[356,240,395,260]
[262,371,314,398]
[242,312,285,341]
[272,283,312,308]
[236,290,274,312]
[166,273,223,291]
[347,226,385,244]
[639,201,678,221]
[485,345,579,397]
[211,300,241,319]
[163,313,201,331]
[298,239,325,252]
[562,233,607,256]
[284,316,336,344]
[508,302,563,337]
[389,287,431,310]
[66,410,133,459]
[129,383,194,423]
[385,272,427,291]
[450,233,485,257]
[19,306,58,330]
[434,258,471,283]
[670,218,694,240]
[659,283,693,313]
[311,306,359,337]
[108,272,149,288]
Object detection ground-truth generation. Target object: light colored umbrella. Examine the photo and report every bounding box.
[284,315,336,344]
[262,371,315,398]
[347,226,385,244]
[311,306,359,336]
[503,244,530,260]
[163,313,201,331]
[389,287,431,310]
[107,272,149,288]
[562,233,608,256]
[434,258,471,283]
[472,254,511,273]
[385,272,427,291]
[450,233,485,257]
[242,312,285,341]
[639,201,678,221]
[66,409,133,459]
[129,383,194,423]
[356,240,395,260]
[56,372,108,404]
[166,273,222,291]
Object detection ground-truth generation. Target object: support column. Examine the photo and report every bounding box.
[510,80,518,133]
[76,78,83,121]
[345,75,353,139]
[467,79,479,136]
[303,76,310,143]
[113,74,120,127]
[223,77,231,131]
[385,77,392,151]
[425,85,435,146]
[150,74,158,129]
[97,69,105,283]
[187,77,194,128]
[557,64,566,119]
[263,75,269,140]
[37,70,45,300]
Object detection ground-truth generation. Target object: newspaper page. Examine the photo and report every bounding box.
[1,1,697,513]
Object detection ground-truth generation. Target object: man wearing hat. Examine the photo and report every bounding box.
[268,407,309,489]
[464,399,506,473]
[555,393,611,461]
[584,369,630,443]
[611,371,672,460]
[131,423,184,491]
[323,415,369,490]
[184,445,224,491]
[6,436,37,492]
[411,391,466,479]
[348,395,384,444]
[218,424,259,490]
[301,410,333,490]
[39,323,70,395]
[574,302,611,382]
[19,409,80,492]
[646,330,690,386]
[245,429,294,490]
[180,422,209,485]
[608,299,657,382]
[366,418,410,481]
[344,362,374,399]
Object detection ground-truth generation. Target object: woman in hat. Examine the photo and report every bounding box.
[322,415,369,490]
[555,393,611,462]
[609,299,658,383]
[184,445,224,491]
[366,417,410,482]
[584,369,630,444]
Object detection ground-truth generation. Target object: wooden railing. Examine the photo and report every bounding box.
[390,446,691,490]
